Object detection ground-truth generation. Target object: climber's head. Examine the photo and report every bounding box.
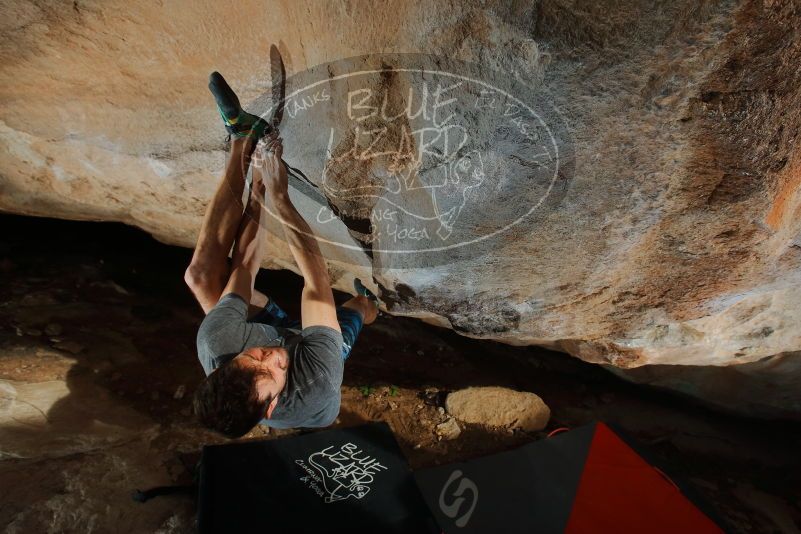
[193,346,289,438]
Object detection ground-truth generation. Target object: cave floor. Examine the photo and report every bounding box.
[0,215,799,533]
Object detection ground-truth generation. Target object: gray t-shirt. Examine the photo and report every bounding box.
[196,293,344,429]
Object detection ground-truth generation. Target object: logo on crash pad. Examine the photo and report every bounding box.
[295,442,389,504]
[439,469,479,527]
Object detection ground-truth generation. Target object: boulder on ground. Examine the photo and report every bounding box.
[445,387,550,431]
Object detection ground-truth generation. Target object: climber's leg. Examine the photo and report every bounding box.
[337,297,377,361]
[186,72,274,313]
[341,296,378,326]
[185,136,257,313]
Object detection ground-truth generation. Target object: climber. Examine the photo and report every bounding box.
[184,73,378,437]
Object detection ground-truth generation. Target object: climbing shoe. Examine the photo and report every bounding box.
[208,71,271,139]
[354,278,380,308]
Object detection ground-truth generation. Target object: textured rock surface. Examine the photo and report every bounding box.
[446,387,551,431]
[435,417,462,440]
[1,1,800,414]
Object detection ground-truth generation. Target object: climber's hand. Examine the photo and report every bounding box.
[250,170,266,201]
[253,132,287,198]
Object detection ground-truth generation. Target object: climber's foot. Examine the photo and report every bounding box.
[354,278,380,308]
[208,71,271,140]
[343,295,378,325]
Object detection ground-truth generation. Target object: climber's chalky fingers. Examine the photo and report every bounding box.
[252,134,281,168]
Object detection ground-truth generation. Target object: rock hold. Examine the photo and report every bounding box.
[53,341,85,355]
[44,323,63,337]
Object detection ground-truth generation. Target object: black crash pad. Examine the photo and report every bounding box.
[198,422,436,533]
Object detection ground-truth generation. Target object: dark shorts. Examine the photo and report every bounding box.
[250,299,363,361]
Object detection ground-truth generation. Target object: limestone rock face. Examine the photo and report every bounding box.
[1,1,800,415]
[446,387,551,432]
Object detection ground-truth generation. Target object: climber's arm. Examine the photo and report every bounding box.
[262,141,340,332]
[272,193,340,332]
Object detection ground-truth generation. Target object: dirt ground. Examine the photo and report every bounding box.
[0,214,799,533]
